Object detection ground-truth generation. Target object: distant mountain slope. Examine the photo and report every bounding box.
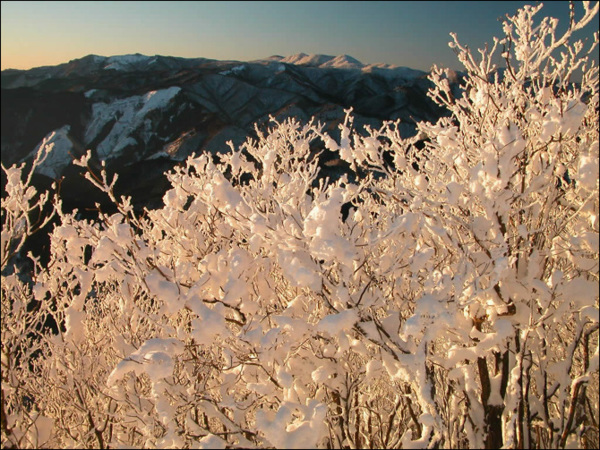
[1,53,460,212]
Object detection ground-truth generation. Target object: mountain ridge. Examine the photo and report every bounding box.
[1,52,461,214]
[2,52,422,75]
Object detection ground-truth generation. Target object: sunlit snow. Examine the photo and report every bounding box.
[84,86,181,160]
[27,125,74,178]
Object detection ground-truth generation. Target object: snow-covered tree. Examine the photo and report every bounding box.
[2,2,598,448]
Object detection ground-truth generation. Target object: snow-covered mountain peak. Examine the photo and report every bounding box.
[280,53,334,67]
[321,54,364,69]
[104,53,157,71]
[278,53,365,69]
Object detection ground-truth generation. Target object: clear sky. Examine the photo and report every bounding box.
[1,1,597,72]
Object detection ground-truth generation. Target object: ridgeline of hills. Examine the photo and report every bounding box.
[1,52,460,212]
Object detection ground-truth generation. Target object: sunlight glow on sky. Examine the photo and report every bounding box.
[1,1,595,72]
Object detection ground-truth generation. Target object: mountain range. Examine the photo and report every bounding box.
[1,52,459,213]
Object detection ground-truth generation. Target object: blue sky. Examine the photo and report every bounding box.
[1,1,596,71]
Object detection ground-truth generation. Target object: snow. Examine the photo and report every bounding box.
[219,64,246,76]
[577,153,599,191]
[304,186,356,267]
[320,54,364,69]
[255,401,327,449]
[580,305,599,323]
[558,278,600,308]
[107,338,185,386]
[140,87,181,115]
[280,53,335,66]
[277,250,322,291]
[205,171,244,212]
[364,359,384,381]
[316,309,359,334]
[400,295,459,341]
[145,269,181,314]
[185,295,231,345]
[85,86,181,160]
[197,434,226,449]
[103,53,155,71]
[27,125,74,179]
[362,64,426,80]
[279,53,364,69]
[64,306,86,342]
[30,413,53,447]
[4,6,599,446]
